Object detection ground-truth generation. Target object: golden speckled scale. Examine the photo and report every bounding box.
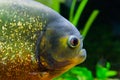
[0,0,86,80]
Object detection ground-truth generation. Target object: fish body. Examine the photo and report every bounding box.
[0,0,86,80]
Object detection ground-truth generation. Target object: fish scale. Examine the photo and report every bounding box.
[0,2,46,79]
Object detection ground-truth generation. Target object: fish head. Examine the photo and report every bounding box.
[37,16,86,75]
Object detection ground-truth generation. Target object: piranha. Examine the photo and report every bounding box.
[0,0,86,80]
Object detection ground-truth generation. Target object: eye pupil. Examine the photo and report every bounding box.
[68,35,80,48]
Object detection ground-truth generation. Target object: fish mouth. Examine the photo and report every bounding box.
[73,48,86,64]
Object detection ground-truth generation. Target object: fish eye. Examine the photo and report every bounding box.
[68,35,80,48]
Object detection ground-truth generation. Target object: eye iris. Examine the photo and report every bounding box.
[68,36,80,48]
[70,37,78,46]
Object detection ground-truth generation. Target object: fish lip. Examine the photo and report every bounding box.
[79,38,86,62]
[78,48,87,63]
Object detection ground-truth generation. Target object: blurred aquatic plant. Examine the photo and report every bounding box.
[35,0,65,12]
[69,0,99,39]
[53,62,117,80]
[53,67,93,80]
[69,0,88,26]
[82,10,99,39]
[96,61,117,79]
